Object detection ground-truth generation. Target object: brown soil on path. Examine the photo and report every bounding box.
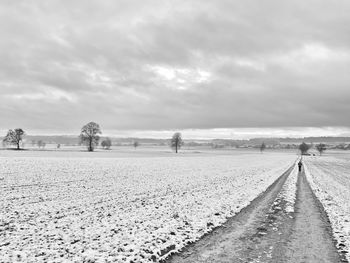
[283,170,345,263]
[164,165,294,263]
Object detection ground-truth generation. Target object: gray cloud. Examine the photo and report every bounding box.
[0,0,350,135]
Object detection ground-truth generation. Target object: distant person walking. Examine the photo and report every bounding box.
[298,160,303,172]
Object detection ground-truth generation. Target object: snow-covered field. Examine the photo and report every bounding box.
[276,159,299,213]
[304,156,350,261]
[1,152,295,262]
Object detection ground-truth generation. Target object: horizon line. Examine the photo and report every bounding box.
[2,126,349,140]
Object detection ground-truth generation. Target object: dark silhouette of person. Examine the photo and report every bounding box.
[298,160,302,172]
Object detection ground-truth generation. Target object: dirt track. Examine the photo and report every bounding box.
[284,171,344,263]
[165,166,346,263]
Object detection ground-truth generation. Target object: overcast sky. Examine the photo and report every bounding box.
[0,0,349,138]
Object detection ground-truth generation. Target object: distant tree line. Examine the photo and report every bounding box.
[1,123,344,155]
[298,142,327,156]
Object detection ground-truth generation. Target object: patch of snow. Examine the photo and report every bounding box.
[277,159,299,213]
[0,154,295,262]
[304,156,350,261]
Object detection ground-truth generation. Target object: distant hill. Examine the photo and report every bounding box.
[24,135,80,145]
[23,135,169,146]
[21,135,350,147]
[279,137,350,144]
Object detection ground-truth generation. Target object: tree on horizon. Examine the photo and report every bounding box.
[3,128,25,150]
[133,141,139,150]
[37,140,44,148]
[260,142,266,153]
[316,143,327,155]
[299,142,311,155]
[79,122,101,152]
[101,138,112,149]
[171,132,183,153]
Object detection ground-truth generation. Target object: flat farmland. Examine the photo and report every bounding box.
[305,154,350,262]
[0,151,295,262]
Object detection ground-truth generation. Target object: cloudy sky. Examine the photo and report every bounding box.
[0,0,349,138]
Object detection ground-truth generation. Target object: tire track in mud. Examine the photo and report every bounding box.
[164,164,347,263]
[164,164,294,263]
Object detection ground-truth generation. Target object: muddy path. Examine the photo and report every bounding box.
[164,165,294,263]
[283,170,345,263]
[165,166,346,263]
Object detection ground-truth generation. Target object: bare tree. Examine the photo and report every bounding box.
[37,140,43,148]
[3,128,25,150]
[299,142,311,155]
[101,140,107,149]
[171,132,183,153]
[101,138,112,149]
[316,143,326,155]
[133,141,139,150]
[260,142,266,153]
[79,122,102,152]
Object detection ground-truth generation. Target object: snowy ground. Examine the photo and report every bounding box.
[0,152,295,262]
[304,156,350,261]
[276,159,299,213]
